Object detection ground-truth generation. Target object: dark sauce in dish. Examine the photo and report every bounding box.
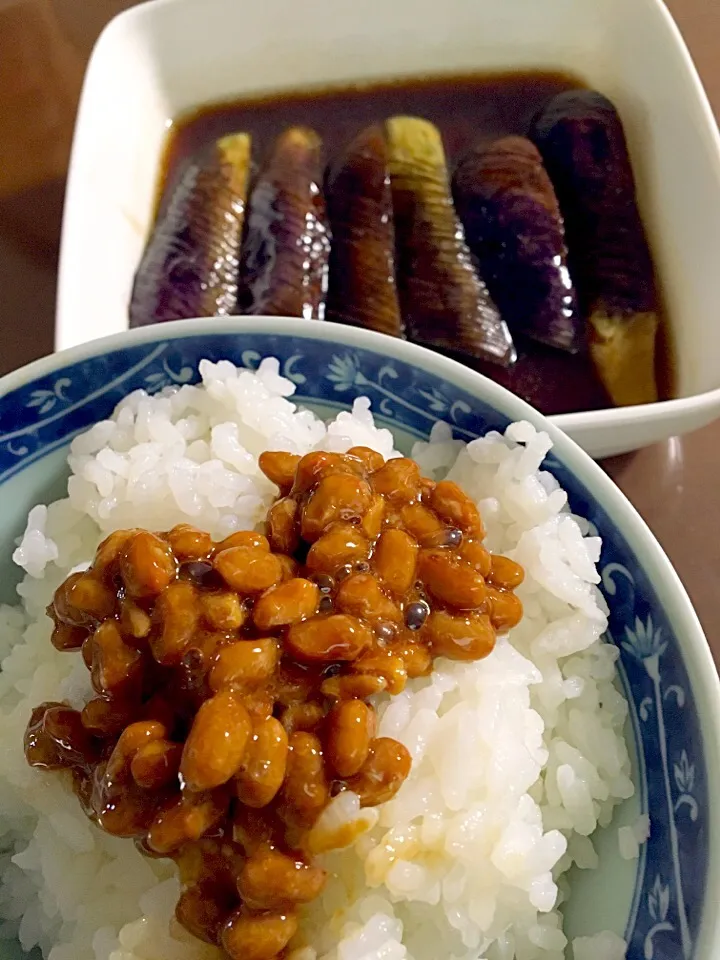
[158,72,582,201]
[150,72,672,416]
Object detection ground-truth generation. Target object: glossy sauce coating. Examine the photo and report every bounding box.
[453,135,582,353]
[530,90,661,406]
[25,449,524,959]
[130,133,251,327]
[386,116,515,367]
[153,72,673,414]
[325,124,403,337]
[236,127,331,320]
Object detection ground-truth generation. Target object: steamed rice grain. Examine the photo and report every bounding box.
[0,358,635,960]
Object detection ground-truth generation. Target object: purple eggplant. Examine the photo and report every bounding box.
[129,133,251,327]
[453,135,582,354]
[325,125,403,337]
[531,90,659,406]
[236,127,331,319]
[386,116,516,367]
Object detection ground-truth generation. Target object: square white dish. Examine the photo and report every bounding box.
[56,0,720,459]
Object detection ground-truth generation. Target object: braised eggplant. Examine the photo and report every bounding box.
[453,135,582,353]
[236,127,331,319]
[130,133,251,327]
[531,90,659,405]
[137,73,671,417]
[386,116,516,367]
[325,125,403,337]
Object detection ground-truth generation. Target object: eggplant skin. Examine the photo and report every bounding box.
[386,115,516,368]
[236,127,331,320]
[531,90,657,316]
[325,125,403,337]
[453,135,582,354]
[531,90,659,405]
[129,133,251,327]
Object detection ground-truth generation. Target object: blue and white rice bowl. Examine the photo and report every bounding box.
[0,318,717,960]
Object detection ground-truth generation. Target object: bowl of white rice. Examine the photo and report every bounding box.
[0,317,717,960]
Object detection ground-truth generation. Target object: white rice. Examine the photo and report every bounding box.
[618,814,651,862]
[0,358,637,960]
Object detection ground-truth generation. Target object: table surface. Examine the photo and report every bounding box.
[0,0,717,659]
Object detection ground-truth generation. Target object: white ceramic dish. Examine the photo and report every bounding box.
[56,0,720,459]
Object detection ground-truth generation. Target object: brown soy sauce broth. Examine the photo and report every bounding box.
[155,71,673,415]
[159,71,581,190]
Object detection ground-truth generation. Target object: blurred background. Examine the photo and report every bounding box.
[0,0,718,653]
[0,0,138,371]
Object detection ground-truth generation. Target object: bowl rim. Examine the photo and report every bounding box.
[2,315,720,952]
